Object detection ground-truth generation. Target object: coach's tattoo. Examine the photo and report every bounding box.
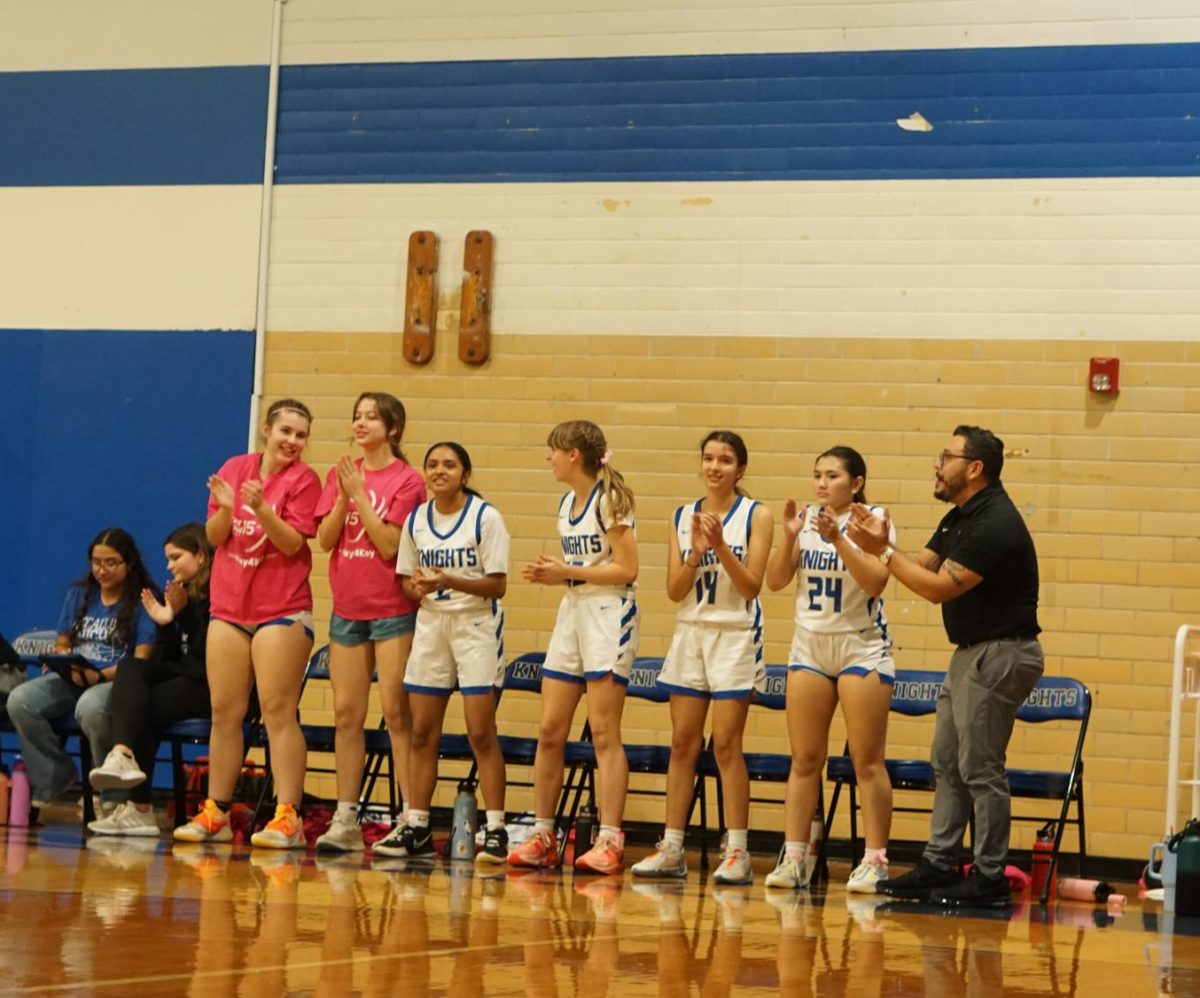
[945,559,967,587]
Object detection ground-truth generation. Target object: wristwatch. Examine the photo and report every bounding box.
[879,546,895,566]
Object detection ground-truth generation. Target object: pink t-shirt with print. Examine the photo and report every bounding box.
[316,458,426,620]
[208,452,321,626]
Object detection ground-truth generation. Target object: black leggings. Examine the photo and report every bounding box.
[110,658,211,804]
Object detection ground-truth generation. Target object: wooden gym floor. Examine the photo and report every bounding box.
[1,824,1197,996]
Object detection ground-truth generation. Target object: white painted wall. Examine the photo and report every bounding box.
[267,179,1200,340]
[0,0,273,70]
[0,187,263,331]
[280,0,1200,64]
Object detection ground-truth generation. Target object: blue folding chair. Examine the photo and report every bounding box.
[1010,675,1091,903]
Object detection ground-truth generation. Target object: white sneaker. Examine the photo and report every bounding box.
[88,801,160,837]
[631,841,688,879]
[712,846,753,885]
[316,810,365,853]
[89,749,147,791]
[764,854,806,890]
[847,860,888,894]
[80,795,120,819]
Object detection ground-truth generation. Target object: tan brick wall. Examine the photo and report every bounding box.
[268,328,1200,859]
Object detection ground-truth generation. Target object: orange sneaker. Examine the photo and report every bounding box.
[173,799,232,843]
[251,803,306,849]
[507,828,560,868]
[574,835,624,875]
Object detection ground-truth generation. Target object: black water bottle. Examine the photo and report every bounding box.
[1176,823,1200,916]
[574,802,598,855]
[1175,819,1200,917]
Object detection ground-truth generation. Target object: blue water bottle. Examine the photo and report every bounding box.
[450,780,478,861]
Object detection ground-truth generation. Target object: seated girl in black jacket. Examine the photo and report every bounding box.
[87,523,213,836]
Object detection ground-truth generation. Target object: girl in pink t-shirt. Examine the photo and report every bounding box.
[174,398,321,850]
[313,391,426,853]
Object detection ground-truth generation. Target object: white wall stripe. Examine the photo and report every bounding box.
[280,0,1200,65]
[266,179,1200,340]
[0,0,273,71]
[1,187,263,330]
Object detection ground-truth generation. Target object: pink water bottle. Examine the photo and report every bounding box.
[0,767,9,825]
[9,758,30,828]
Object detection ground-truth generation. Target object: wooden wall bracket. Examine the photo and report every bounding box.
[458,229,494,365]
[403,230,438,365]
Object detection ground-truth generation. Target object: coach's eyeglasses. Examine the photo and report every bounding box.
[935,451,971,467]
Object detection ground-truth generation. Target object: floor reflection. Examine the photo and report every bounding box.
[1,828,1198,995]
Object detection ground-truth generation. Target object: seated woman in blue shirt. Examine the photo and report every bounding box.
[6,527,158,815]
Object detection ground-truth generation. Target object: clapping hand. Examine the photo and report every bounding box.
[523,555,569,585]
[815,506,840,543]
[781,499,807,539]
[240,479,265,511]
[336,455,366,501]
[207,474,235,510]
[846,503,891,555]
[141,588,176,625]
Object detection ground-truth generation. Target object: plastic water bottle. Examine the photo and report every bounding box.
[1057,876,1126,912]
[574,802,598,857]
[1030,823,1056,898]
[9,759,30,828]
[0,767,9,825]
[450,780,478,861]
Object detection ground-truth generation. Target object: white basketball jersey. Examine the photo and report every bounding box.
[793,505,894,636]
[397,495,509,614]
[675,495,762,629]
[555,483,636,598]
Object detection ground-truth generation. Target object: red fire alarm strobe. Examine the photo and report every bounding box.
[1089,357,1119,394]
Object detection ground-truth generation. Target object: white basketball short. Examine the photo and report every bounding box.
[787,628,895,683]
[403,609,505,696]
[543,592,638,686]
[659,622,765,699]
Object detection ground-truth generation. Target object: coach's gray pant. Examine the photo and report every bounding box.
[922,638,1044,879]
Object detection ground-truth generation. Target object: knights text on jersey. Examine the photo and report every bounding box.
[397,496,510,614]
[675,495,761,628]
[555,483,636,598]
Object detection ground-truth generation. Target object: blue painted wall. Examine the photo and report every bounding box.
[273,44,1200,182]
[0,66,268,186]
[0,330,254,637]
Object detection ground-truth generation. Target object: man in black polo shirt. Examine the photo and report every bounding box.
[847,425,1043,907]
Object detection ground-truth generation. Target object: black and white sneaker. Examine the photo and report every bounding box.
[476,826,509,866]
[876,858,963,901]
[374,823,435,860]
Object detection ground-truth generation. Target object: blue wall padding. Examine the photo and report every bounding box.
[0,66,268,186]
[0,329,254,635]
[273,43,1200,182]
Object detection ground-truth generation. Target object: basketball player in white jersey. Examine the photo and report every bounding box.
[510,420,639,875]
[764,446,897,892]
[376,442,510,865]
[632,431,773,885]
